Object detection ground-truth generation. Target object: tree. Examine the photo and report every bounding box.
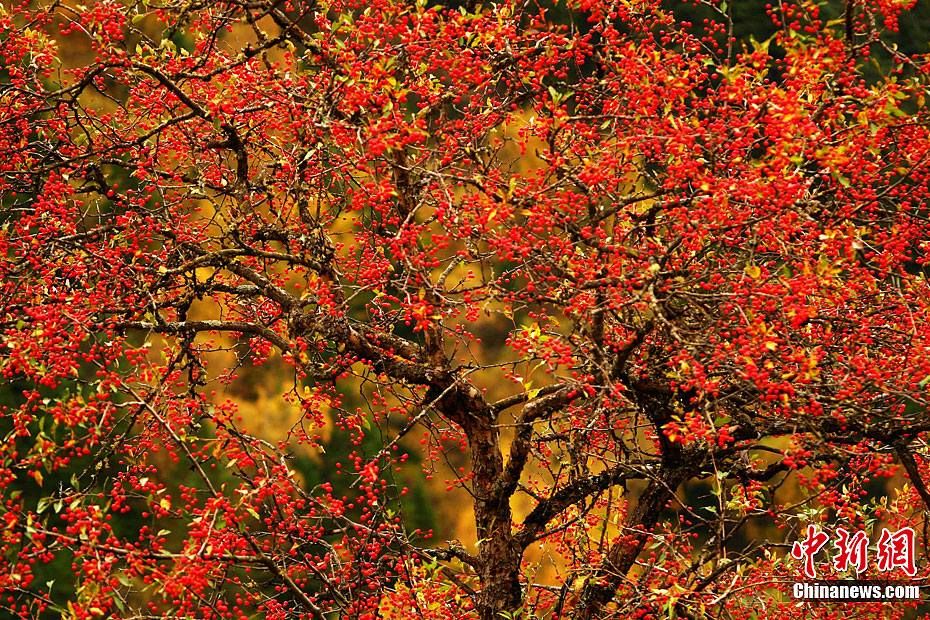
[2,0,930,617]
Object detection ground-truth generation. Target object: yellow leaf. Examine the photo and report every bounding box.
[744,264,761,279]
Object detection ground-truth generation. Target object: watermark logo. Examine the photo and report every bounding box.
[793,580,921,602]
[791,524,916,578]
[790,525,920,602]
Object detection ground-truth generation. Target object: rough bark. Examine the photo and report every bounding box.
[469,418,523,619]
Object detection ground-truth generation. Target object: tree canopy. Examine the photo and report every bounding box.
[3,0,930,618]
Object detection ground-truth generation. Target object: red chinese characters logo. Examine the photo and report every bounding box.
[792,526,917,578]
[791,525,830,579]
[876,527,917,576]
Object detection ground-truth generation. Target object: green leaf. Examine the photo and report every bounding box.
[36,497,51,514]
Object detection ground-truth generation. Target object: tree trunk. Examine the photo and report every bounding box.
[575,464,692,618]
[469,420,523,619]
